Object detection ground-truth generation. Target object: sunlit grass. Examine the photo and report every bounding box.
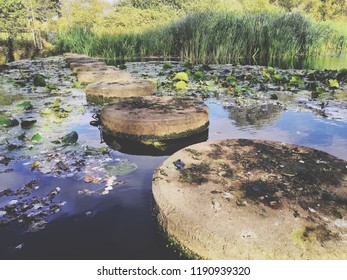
[55,11,345,64]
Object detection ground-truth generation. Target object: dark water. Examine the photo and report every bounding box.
[1,99,347,260]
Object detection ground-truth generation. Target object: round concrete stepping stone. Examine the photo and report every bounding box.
[63,53,90,61]
[101,96,209,140]
[85,80,157,100]
[72,65,114,74]
[77,70,131,84]
[152,139,347,259]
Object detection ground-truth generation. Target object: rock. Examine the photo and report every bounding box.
[100,96,209,140]
[85,79,157,100]
[153,139,347,259]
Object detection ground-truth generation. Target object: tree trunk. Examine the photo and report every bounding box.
[7,35,15,62]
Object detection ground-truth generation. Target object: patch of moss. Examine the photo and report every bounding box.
[179,163,210,185]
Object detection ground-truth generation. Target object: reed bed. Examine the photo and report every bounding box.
[55,11,345,64]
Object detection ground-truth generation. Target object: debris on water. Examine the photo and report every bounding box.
[15,243,24,250]
[173,159,185,170]
[0,179,64,232]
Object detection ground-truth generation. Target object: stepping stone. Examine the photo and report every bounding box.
[100,96,209,140]
[72,65,114,74]
[63,53,90,61]
[85,80,157,100]
[77,70,132,84]
[152,139,347,259]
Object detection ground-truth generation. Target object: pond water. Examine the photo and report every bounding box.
[0,57,346,259]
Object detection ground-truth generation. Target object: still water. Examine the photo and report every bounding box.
[1,101,347,259]
[0,57,347,259]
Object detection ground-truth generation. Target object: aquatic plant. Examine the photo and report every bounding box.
[55,11,345,64]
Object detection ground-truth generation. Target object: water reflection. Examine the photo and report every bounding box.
[207,100,347,161]
[101,129,209,156]
[241,54,347,70]
[225,104,283,128]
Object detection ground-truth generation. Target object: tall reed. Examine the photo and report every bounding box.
[55,11,345,64]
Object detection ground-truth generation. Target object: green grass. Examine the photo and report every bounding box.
[55,11,345,64]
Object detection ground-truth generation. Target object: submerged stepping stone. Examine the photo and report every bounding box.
[85,80,157,99]
[152,139,347,259]
[77,70,131,84]
[100,96,209,140]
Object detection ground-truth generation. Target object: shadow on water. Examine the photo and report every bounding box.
[101,129,209,156]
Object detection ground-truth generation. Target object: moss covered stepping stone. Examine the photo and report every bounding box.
[152,139,347,259]
[72,64,115,74]
[77,70,131,84]
[100,96,209,140]
[85,80,157,100]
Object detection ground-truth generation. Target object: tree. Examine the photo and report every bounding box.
[59,0,110,30]
[0,0,27,61]
[0,0,59,61]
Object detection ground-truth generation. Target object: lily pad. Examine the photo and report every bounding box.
[103,160,137,176]
[16,101,33,110]
[328,79,339,89]
[173,72,189,82]
[0,117,19,127]
[31,133,42,142]
[33,74,46,87]
[175,81,187,91]
[61,131,78,144]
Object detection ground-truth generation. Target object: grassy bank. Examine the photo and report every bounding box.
[55,11,345,64]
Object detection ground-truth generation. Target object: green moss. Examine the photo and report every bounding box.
[179,163,210,185]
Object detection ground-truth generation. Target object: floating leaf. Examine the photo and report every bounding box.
[21,118,36,129]
[33,74,46,87]
[40,108,52,115]
[50,98,61,110]
[16,101,33,110]
[0,117,19,127]
[31,133,42,141]
[175,81,187,91]
[273,74,283,81]
[103,160,137,176]
[328,79,339,89]
[193,71,204,80]
[62,131,78,144]
[173,72,189,82]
